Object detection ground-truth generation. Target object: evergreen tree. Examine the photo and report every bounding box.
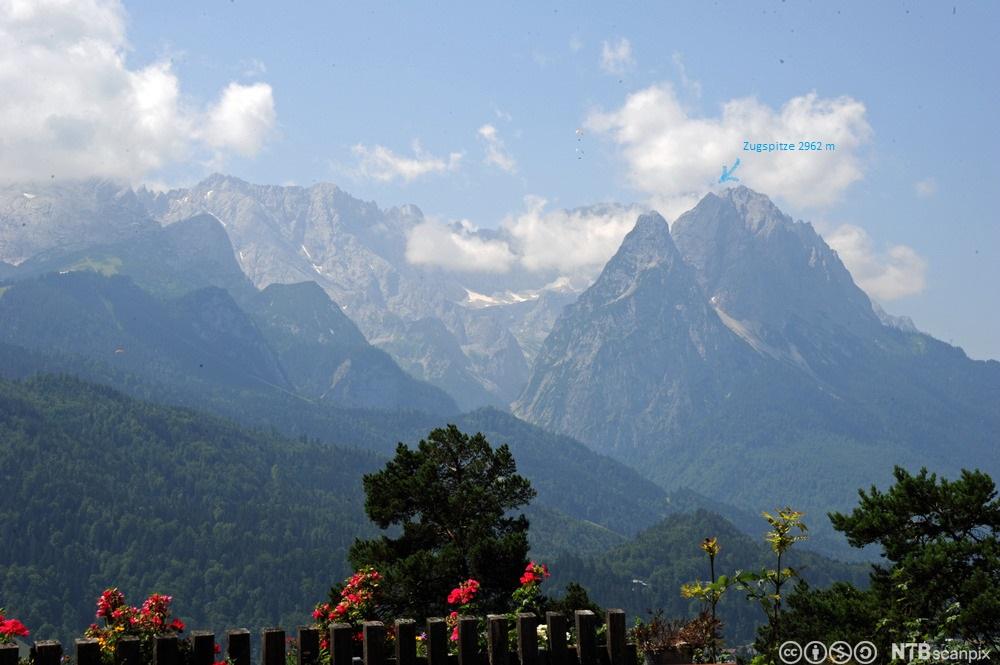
[349,425,536,618]
[829,466,1000,648]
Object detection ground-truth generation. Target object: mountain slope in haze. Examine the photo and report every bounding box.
[0,272,290,392]
[0,373,382,646]
[515,187,1000,553]
[0,179,152,266]
[139,175,614,409]
[247,281,458,413]
[1,209,459,415]
[138,175,512,409]
[11,211,255,302]
[0,373,673,644]
[0,336,668,541]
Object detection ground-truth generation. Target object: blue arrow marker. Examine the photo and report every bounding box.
[719,158,741,183]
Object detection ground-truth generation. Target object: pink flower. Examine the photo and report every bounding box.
[0,619,30,638]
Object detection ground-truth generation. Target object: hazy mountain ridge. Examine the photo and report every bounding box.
[515,187,1000,554]
[138,175,517,408]
[136,175,594,409]
[0,179,152,266]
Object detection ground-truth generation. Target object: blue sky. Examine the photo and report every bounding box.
[3,1,997,358]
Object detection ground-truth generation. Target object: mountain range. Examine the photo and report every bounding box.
[514,187,1000,552]
[2,177,997,560]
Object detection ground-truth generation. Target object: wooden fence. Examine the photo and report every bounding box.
[0,610,639,665]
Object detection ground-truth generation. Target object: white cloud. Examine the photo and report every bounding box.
[205,82,277,157]
[352,141,462,183]
[405,218,515,272]
[405,196,643,276]
[503,197,643,274]
[477,124,517,173]
[0,0,276,183]
[825,224,927,301]
[915,177,938,198]
[587,84,872,218]
[600,38,635,75]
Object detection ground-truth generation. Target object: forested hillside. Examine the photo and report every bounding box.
[549,510,870,645]
[0,374,380,644]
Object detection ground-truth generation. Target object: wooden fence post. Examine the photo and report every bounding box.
[395,619,417,665]
[487,615,508,665]
[605,610,627,665]
[426,617,448,665]
[0,644,18,665]
[190,631,216,665]
[457,616,479,665]
[228,629,251,665]
[75,639,101,665]
[115,636,141,665]
[262,629,285,665]
[330,623,354,665]
[575,611,598,665]
[35,641,62,665]
[298,627,320,665]
[516,613,539,665]
[155,635,180,665]
[545,612,568,665]
[363,622,385,665]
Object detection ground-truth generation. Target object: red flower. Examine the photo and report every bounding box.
[170,619,185,632]
[214,645,222,655]
[450,627,459,642]
[520,561,551,586]
[97,588,125,619]
[0,619,30,638]
[447,579,480,606]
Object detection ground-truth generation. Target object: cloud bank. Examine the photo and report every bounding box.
[825,224,927,301]
[587,84,873,218]
[406,198,643,277]
[0,0,276,183]
[352,141,462,183]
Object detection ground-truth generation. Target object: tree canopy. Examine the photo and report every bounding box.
[349,425,536,617]
[782,467,1000,651]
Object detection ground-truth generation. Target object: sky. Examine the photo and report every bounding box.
[1,1,998,359]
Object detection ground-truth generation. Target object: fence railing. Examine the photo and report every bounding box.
[0,610,639,665]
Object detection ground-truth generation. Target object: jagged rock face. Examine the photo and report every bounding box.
[139,174,526,409]
[514,212,762,452]
[0,179,154,266]
[514,189,1000,550]
[671,187,882,375]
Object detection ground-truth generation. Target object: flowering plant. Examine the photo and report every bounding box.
[312,567,388,657]
[84,589,190,664]
[513,562,549,615]
[0,608,30,645]
[445,578,480,646]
